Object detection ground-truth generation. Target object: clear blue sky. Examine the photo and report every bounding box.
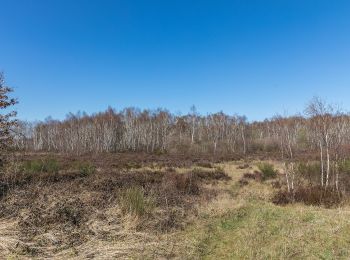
[1,0,350,121]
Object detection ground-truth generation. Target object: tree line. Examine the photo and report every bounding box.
[13,98,350,160]
[15,107,249,155]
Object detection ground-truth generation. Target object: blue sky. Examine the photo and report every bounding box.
[1,0,350,121]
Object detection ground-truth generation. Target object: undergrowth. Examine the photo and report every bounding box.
[120,187,154,216]
[257,162,277,180]
[21,158,60,174]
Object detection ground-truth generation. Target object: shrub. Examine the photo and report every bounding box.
[241,171,263,182]
[120,187,153,216]
[257,163,277,180]
[273,185,343,208]
[161,172,200,196]
[196,161,213,168]
[239,178,249,187]
[55,199,86,226]
[191,167,231,182]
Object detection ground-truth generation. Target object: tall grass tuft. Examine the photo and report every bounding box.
[76,162,96,177]
[22,158,60,174]
[257,162,277,180]
[120,187,153,216]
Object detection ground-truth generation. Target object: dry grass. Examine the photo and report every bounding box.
[0,154,232,259]
[174,160,350,260]
[2,155,350,259]
[195,202,350,259]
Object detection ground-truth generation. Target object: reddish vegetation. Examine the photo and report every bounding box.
[19,152,240,170]
[273,186,343,208]
[241,171,263,182]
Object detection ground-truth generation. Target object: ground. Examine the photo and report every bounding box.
[175,161,350,260]
[1,155,350,259]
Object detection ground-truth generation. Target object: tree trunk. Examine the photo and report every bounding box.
[320,140,324,186]
[325,134,330,187]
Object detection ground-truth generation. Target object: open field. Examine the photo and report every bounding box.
[2,1,350,259]
[0,153,349,259]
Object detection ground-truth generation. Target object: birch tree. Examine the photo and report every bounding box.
[305,97,334,187]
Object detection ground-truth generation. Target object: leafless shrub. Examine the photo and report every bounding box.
[196,161,213,168]
[242,171,263,182]
[239,178,249,187]
[191,167,231,182]
[273,185,343,208]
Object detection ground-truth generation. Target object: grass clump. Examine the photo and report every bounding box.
[76,162,96,177]
[22,158,60,174]
[257,162,277,180]
[120,187,153,216]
